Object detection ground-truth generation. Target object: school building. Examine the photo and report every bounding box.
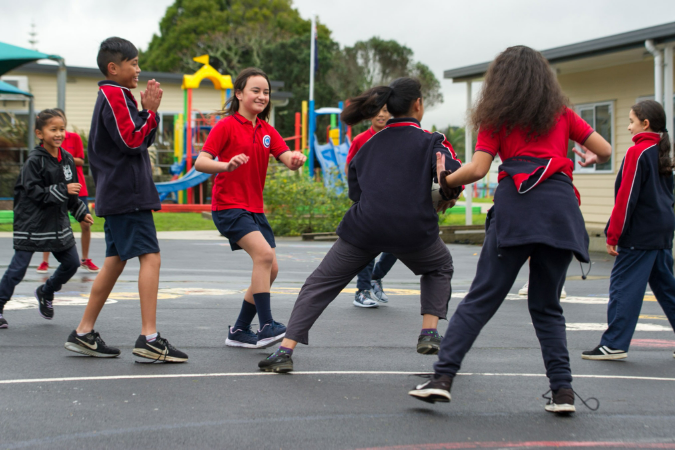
[0,62,293,200]
[444,21,675,236]
[1,61,292,138]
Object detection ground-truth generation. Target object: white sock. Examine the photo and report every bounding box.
[0,313,4,319]
[146,332,158,342]
[77,332,89,337]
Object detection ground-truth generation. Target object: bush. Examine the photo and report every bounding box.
[264,162,352,236]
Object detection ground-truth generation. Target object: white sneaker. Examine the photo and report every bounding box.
[518,282,528,295]
[353,290,379,308]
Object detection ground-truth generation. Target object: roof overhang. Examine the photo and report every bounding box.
[444,21,675,82]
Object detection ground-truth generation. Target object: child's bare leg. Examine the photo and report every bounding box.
[243,250,278,304]
[422,314,439,329]
[76,256,126,333]
[42,252,49,263]
[138,252,160,336]
[80,221,91,260]
[279,338,297,350]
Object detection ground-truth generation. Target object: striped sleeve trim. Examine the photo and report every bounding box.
[100,85,157,149]
[49,185,68,202]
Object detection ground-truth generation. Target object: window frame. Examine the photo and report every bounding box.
[572,101,615,175]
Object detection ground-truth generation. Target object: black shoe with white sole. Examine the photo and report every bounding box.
[65,330,121,358]
[408,373,452,404]
[258,350,293,373]
[543,388,576,414]
[132,333,188,363]
[35,285,53,320]
[581,344,627,360]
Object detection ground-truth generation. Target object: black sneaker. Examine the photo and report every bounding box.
[132,333,188,362]
[417,332,441,355]
[544,388,576,414]
[258,350,293,373]
[0,316,7,329]
[35,285,53,320]
[581,344,627,360]
[408,373,452,403]
[64,330,121,358]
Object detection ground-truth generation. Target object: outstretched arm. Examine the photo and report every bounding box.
[437,151,493,189]
[278,151,307,171]
[195,152,249,174]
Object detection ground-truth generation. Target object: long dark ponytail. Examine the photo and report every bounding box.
[632,100,673,176]
[219,67,272,122]
[341,77,422,125]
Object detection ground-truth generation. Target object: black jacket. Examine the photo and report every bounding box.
[13,147,88,252]
[88,80,161,216]
[605,132,675,249]
[337,118,462,253]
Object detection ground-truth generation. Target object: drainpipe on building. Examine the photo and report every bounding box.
[663,44,674,157]
[55,58,66,111]
[645,40,663,104]
[464,80,473,226]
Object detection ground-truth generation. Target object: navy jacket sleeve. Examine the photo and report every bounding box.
[100,86,159,155]
[606,149,646,245]
[431,133,462,175]
[63,157,88,222]
[21,157,69,205]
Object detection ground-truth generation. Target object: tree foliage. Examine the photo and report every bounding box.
[140,1,444,138]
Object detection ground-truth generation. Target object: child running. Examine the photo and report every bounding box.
[582,100,675,361]
[38,109,99,274]
[258,77,462,373]
[0,109,92,329]
[195,67,306,349]
[64,37,187,362]
[346,105,397,308]
[408,46,611,414]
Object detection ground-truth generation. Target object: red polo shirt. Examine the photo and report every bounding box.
[62,131,88,196]
[202,112,289,212]
[346,127,376,165]
[475,107,593,160]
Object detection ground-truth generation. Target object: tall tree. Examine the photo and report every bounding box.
[140,0,313,73]
[327,37,443,108]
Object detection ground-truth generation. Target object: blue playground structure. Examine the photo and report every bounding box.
[308,102,351,191]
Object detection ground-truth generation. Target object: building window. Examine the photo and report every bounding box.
[568,101,614,173]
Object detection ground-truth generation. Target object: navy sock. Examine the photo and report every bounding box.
[420,328,439,337]
[253,292,273,325]
[233,300,257,330]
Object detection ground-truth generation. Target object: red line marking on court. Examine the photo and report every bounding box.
[355,441,675,449]
[630,339,675,348]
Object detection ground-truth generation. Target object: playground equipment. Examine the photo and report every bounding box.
[154,55,233,206]
[306,101,352,189]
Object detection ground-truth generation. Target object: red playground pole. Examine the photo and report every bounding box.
[186,88,194,204]
[294,112,301,151]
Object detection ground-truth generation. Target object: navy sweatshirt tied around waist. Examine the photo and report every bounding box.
[492,156,590,263]
[88,80,161,217]
[605,132,675,249]
[336,117,462,254]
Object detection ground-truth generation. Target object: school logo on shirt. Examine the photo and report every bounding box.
[63,164,73,181]
[263,135,271,148]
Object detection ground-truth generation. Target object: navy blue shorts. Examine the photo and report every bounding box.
[103,211,160,261]
[212,209,276,251]
[79,196,90,214]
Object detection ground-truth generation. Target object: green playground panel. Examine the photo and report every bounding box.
[446,206,482,215]
[0,210,76,224]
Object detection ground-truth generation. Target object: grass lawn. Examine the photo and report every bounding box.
[0,212,218,233]
[0,210,486,232]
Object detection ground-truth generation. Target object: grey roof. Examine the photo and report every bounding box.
[13,62,288,91]
[444,21,675,81]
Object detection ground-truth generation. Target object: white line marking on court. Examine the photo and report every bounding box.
[1,371,674,385]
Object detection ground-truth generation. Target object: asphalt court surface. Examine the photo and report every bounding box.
[1,234,675,449]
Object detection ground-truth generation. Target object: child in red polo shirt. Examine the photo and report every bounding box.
[39,109,99,274]
[195,67,306,349]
